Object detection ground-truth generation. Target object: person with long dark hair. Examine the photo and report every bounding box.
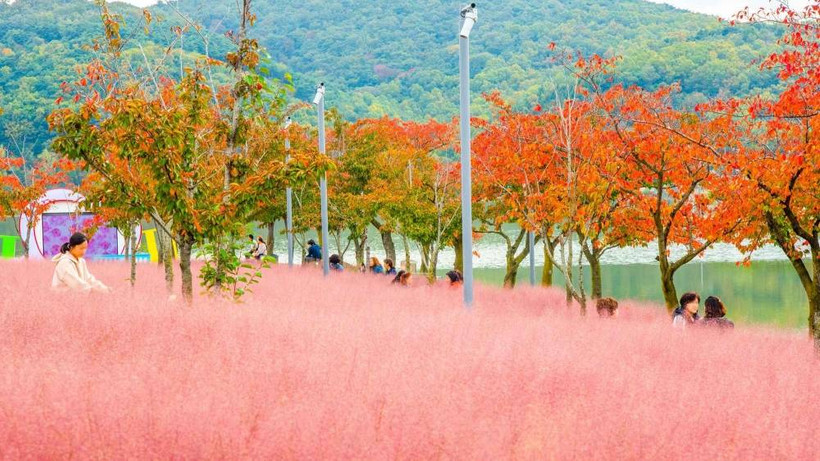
[392,270,406,285]
[701,296,735,329]
[254,237,267,260]
[51,232,110,293]
[672,292,700,328]
[368,257,385,274]
[446,270,463,287]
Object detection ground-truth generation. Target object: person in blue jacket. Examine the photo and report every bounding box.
[305,239,322,263]
[384,258,397,276]
[369,257,385,274]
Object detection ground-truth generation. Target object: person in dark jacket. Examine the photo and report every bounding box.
[446,270,463,287]
[392,270,406,285]
[305,239,322,263]
[701,296,734,329]
[672,292,701,328]
[384,259,397,276]
[245,234,258,259]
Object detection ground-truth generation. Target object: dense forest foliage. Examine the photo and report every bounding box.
[0,0,782,154]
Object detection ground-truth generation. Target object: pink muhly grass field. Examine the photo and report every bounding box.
[0,260,817,459]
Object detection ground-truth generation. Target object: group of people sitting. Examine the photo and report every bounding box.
[247,236,324,263]
[329,255,414,285]
[594,291,734,330]
[245,235,268,260]
[672,292,735,329]
[328,254,466,289]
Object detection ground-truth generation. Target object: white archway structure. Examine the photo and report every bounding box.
[18,188,140,260]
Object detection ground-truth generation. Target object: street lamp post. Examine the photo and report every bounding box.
[314,83,330,276]
[459,3,477,307]
[284,117,294,268]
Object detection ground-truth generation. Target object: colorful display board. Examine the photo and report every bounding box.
[18,188,140,260]
[41,213,119,258]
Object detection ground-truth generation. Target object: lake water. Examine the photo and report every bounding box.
[466,262,808,330]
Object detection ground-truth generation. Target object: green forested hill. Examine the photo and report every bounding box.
[0,0,782,155]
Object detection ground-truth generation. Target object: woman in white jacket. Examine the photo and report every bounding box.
[51,233,111,293]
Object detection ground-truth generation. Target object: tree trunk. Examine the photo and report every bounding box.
[154,220,175,294]
[656,220,679,312]
[577,247,587,316]
[129,222,137,287]
[156,223,166,266]
[541,241,553,287]
[402,234,412,271]
[503,261,518,288]
[419,242,430,274]
[589,256,602,300]
[161,230,174,294]
[179,239,194,304]
[563,235,574,306]
[267,222,275,256]
[765,211,820,347]
[501,229,531,289]
[427,245,439,282]
[23,219,32,259]
[453,233,463,273]
[333,229,345,262]
[352,233,366,266]
[300,232,308,261]
[123,229,130,259]
[581,239,602,299]
[381,229,396,263]
[809,253,820,349]
[660,269,678,313]
[213,235,224,290]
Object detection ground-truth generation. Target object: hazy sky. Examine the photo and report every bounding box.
[112,0,811,17]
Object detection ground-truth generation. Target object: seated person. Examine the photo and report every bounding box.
[701,296,735,329]
[305,239,322,263]
[254,237,268,260]
[369,257,384,274]
[596,297,619,318]
[329,254,344,271]
[446,270,463,287]
[51,233,111,293]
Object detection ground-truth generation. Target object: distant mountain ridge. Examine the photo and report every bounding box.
[0,0,781,154]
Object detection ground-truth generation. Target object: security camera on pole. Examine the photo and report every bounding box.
[459,3,477,307]
[284,116,294,267]
[313,83,330,276]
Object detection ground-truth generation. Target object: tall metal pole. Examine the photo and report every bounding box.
[317,90,330,276]
[529,231,536,286]
[459,4,477,308]
[285,119,294,267]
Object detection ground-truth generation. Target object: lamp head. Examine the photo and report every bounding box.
[313,82,325,105]
[284,116,292,129]
[460,3,477,38]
